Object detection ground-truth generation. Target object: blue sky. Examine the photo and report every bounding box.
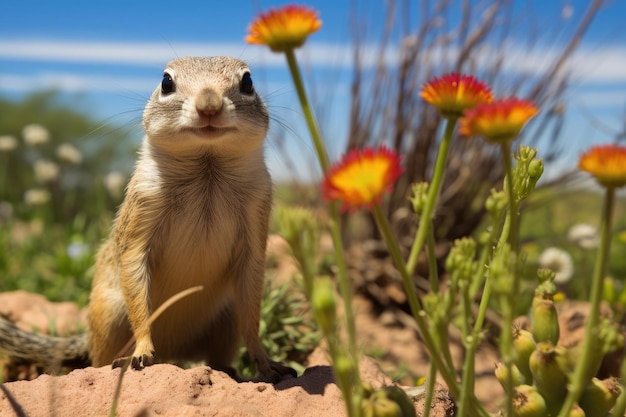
[2,1,626,181]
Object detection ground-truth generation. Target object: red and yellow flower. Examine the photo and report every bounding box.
[459,98,538,143]
[322,147,403,211]
[579,144,626,188]
[246,5,322,52]
[421,73,493,118]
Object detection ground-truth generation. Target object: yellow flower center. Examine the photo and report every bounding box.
[330,157,391,201]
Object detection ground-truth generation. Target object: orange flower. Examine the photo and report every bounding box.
[421,73,493,118]
[322,147,403,211]
[459,98,538,143]
[579,144,626,188]
[246,5,322,52]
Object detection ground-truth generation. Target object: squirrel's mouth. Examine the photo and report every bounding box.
[188,125,236,137]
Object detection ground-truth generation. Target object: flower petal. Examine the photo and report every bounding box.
[246,5,322,52]
[322,147,403,211]
[459,98,538,143]
[421,73,493,118]
[579,144,626,188]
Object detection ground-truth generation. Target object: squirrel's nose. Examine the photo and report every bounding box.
[196,88,223,116]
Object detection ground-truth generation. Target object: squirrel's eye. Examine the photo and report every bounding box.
[240,72,254,94]
[161,73,175,95]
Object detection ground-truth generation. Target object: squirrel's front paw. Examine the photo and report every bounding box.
[111,351,155,370]
[256,359,297,384]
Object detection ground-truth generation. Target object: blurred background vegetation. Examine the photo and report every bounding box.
[0,91,136,305]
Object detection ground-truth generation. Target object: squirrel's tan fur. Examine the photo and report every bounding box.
[0,56,294,383]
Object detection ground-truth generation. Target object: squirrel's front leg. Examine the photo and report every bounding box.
[112,245,155,369]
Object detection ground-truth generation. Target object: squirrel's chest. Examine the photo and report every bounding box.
[150,183,246,287]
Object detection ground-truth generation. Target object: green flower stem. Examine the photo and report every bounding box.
[407,117,457,276]
[426,224,439,292]
[374,204,493,417]
[499,141,518,417]
[372,206,451,382]
[500,141,519,252]
[284,49,330,172]
[284,47,362,417]
[469,220,499,310]
[558,186,615,417]
[458,340,476,417]
[460,275,493,417]
[423,362,438,417]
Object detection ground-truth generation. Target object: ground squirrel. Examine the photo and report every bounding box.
[0,56,295,383]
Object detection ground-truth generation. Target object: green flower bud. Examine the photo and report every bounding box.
[409,182,429,216]
[529,342,568,413]
[512,146,543,202]
[536,268,556,284]
[599,318,625,357]
[275,205,320,293]
[485,188,508,218]
[528,159,544,182]
[334,352,355,394]
[422,292,449,331]
[535,273,557,295]
[312,277,337,336]
[445,237,478,287]
[531,298,560,345]
[495,362,526,389]
[513,328,536,384]
[511,384,548,417]
[579,377,621,417]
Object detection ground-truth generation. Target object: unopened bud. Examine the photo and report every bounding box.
[512,328,536,384]
[528,159,544,182]
[409,182,429,216]
[511,384,547,417]
[334,353,355,394]
[599,318,625,357]
[579,377,621,417]
[529,342,568,413]
[531,298,560,345]
[312,277,337,335]
[495,362,525,390]
[485,189,508,218]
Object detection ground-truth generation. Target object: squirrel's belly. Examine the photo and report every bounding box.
[145,204,239,358]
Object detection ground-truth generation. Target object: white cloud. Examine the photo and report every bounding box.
[0,39,290,68]
[1,38,625,96]
[0,72,157,93]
